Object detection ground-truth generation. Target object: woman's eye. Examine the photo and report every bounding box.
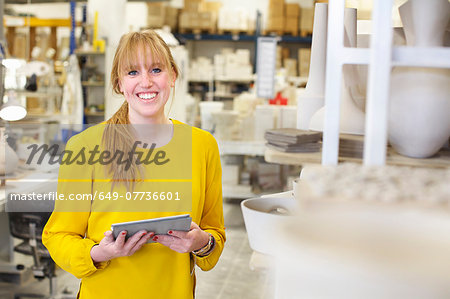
[128,70,138,76]
[151,68,161,74]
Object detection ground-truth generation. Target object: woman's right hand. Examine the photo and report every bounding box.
[90,230,154,263]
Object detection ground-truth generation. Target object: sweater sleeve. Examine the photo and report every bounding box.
[42,133,108,279]
[195,133,226,271]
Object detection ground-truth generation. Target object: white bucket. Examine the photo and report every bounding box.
[199,101,224,132]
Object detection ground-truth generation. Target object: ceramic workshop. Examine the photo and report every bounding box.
[0,0,449,298]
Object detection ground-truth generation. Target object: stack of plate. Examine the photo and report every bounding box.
[265,128,322,153]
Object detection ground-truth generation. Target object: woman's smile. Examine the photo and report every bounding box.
[136,92,158,101]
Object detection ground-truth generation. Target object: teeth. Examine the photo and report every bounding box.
[138,93,156,100]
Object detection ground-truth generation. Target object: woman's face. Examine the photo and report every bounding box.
[119,49,174,124]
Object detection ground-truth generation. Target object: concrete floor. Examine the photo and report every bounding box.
[0,199,274,299]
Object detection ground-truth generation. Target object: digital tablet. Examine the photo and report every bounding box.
[111,214,192,243]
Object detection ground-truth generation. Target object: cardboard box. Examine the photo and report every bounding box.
[189,12,201,28]
[164,6,179,30]
[268,0,285,5]
[147,3,165,17]
[298,48,311,77]
[203,1,222,13]
[283,58,297,77]
[267,17,284,31]
[268,2,284,17]
[300,6,314,33]
[165,6,179,17]
[284,17,299,35]
[164,17,178,31]
[184,2,204,12]
[276,46,282,69]
[147,15,164,28]
[285,3,300,17]
[179,12,190,29]
[281,47,290,60]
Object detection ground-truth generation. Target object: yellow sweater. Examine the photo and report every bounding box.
[42,120,225,299]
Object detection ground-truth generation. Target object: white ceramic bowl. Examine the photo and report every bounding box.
[241,196,297,256]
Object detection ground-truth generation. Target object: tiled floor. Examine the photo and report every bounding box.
[0,199,274,299]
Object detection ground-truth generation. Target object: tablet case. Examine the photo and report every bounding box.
[111,214,192,243]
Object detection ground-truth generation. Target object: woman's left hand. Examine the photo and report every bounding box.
[153,222,210,253]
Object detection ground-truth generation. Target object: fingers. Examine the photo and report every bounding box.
[154,234,186,253]
[124,230,149,252]
[167,229,188,239]
[128,232,154,255]
[103,230,115,242]
[190,222,200,230]
[115,230,127,247]
[169,220,199,238]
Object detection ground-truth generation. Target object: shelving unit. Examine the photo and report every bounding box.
[188,77,254,102]
[75,50,106,123]
[322,0,450,166]
[265,147,450,169]
[4,16,80,59]
[217,140,266,156]
[175,32,312,44]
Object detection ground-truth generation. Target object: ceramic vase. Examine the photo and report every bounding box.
[297,3,328,130]
[0,128,19,176]
[388,0,450,158]
[398,0,450,47]
[309,7,366,135]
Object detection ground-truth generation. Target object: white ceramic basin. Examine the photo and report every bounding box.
[241,196,297,256]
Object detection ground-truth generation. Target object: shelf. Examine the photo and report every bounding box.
[188,79,212,83]
[287,76,308,86]
[215,77,254,83]
[82,81,105,87]
[339,46,450,69]
[85,111,104,117]
[175,33,257,42]
[75,50,105,56]
[4,16,78,27]
[392,46,450,69]
[174,33,312,44]
[217,140,266,156]
[188,78,254,83]
[213,93,240,98]
[5,0,168,2]
[265,147,450,169]
[222,184,257,199]
[13,89,62,98]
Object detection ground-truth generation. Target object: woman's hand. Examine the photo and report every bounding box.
[153,222,210,254]
[90,230,154,263]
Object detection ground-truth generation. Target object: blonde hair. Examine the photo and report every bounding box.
[103,29,179,190]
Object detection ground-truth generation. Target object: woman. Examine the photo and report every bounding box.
[42,30,225,298]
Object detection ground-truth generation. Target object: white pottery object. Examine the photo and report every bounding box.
[399,0,450,47]
[199,101,223,132]
[297,3,328,129]
[389,67,450,158]
[309,8,365,135]
[388,0,450,158]
[0,128,19,176]
[211,110,239,140]
[274,202,450,299]
[241,197,296,256]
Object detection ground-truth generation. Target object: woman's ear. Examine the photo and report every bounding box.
[171,67,177,87]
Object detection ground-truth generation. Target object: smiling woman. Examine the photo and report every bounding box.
[111,30,178,125]
[42,29,226,299]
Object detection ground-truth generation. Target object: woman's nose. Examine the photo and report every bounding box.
[140,72,153,87]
